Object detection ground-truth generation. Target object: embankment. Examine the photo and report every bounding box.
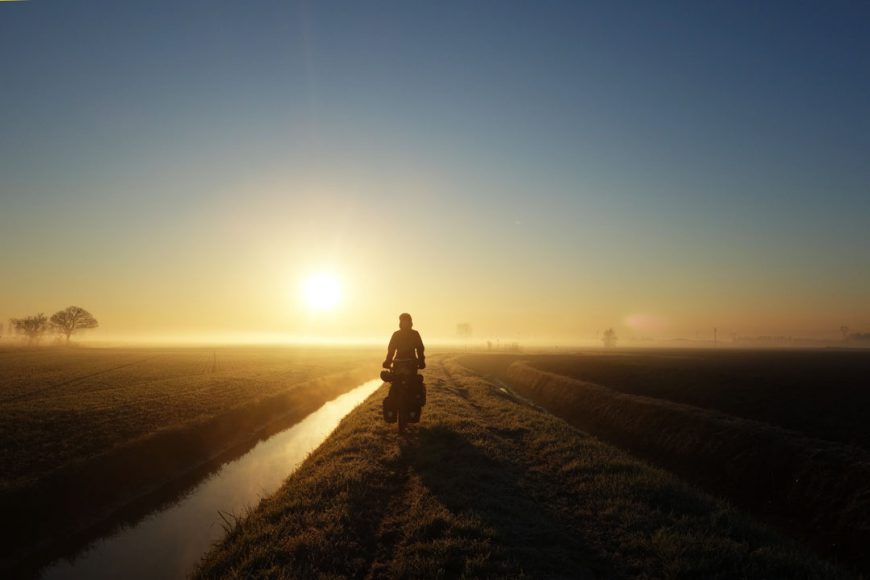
[490,359,870,573]
[1,366,374,576]
[196,357,848,579]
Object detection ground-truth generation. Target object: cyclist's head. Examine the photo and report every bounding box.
[399,312,413,330]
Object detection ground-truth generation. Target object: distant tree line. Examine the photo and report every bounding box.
[9,306,99,345]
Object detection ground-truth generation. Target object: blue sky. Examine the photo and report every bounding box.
[1,1,868,341]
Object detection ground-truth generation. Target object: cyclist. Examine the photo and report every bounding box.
[383,312,425,370]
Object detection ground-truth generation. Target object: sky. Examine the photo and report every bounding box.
[1,1,868,344]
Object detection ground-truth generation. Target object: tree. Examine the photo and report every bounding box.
[602,328,617,348]
[50,306,99,344]
[11,314,49,345]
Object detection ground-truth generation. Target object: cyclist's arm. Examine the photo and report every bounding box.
[383,332,398,367]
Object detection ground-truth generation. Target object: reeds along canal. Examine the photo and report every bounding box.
[40,378,383,580]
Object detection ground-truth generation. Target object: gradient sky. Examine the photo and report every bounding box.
[1,1,869,343]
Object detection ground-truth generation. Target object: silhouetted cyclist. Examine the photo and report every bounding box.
[383,313,425,370]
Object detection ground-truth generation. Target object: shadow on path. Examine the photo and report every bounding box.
[402,424,610,579]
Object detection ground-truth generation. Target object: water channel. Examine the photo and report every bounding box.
[41,378,382,579]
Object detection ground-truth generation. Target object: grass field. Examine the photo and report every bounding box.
[0,346,375,490]
[523,349,870,450]
[0,345,378,573]
[460,351,870,574]
[195,356,850,579]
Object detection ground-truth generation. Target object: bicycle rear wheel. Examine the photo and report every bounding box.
[397,382,408,433]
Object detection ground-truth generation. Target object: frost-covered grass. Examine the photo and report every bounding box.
[0,346,374,490]
[196,356,849,579]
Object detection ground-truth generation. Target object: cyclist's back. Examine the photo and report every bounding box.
[383,313,425,369]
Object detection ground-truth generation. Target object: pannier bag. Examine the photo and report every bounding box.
[407,382,426,423]
[381,377,426,424]
[383,395,398,423]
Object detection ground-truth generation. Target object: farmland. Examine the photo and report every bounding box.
[524,349,870,449]
[0,345,378,574]
[460,350,870,574]
[3,347,865,578]
[196,356,849,578]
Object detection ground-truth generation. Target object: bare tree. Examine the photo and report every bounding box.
[50,306,99,344]
[602,327,617,348]
[11,314,49,345]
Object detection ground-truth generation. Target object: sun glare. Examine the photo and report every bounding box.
[301,272,342,312]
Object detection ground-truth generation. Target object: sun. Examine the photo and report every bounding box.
[300,272,342,312]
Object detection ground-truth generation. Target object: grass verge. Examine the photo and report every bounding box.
[195,356,850,579]
[462,355,870,575]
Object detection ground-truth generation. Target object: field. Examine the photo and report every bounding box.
[523,350,870,449]
[0,346,379,490]
[460,350,870,574]
[196,356,848,578]
[3,346,864,578]
[0,345,378,574]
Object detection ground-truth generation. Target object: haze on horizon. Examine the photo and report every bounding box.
[1,1,868,345]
